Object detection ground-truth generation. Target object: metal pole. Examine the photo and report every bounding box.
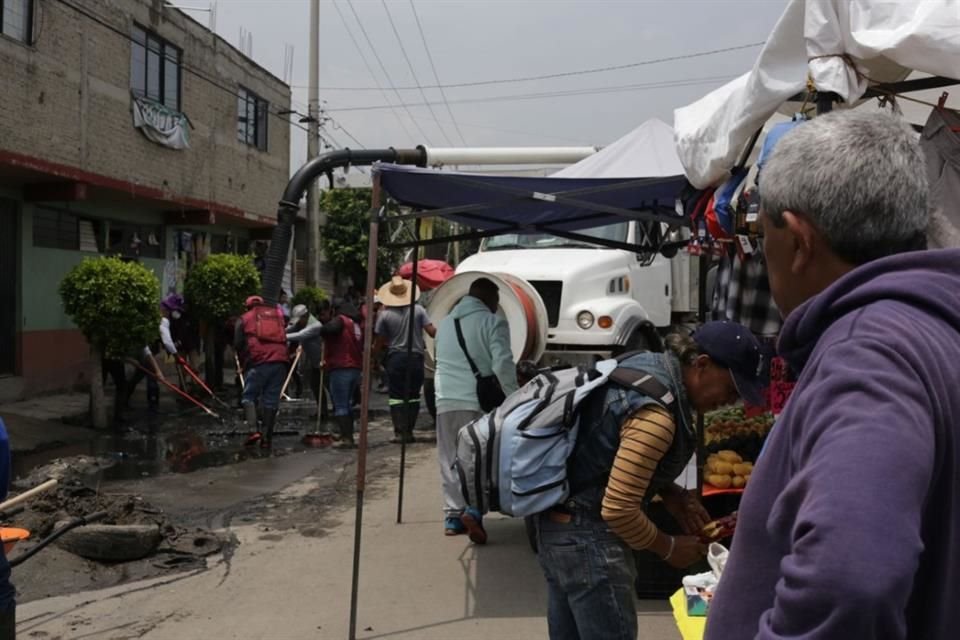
[696,253,709,495]
[397,218,422,524]
[305,0,321,286]
[349,177,382,640]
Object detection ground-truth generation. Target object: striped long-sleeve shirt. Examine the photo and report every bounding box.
[600,404,676,550]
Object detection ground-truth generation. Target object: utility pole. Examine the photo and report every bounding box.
[306,0,321,286]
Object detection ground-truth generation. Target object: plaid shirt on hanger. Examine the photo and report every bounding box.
[711,243,782,338]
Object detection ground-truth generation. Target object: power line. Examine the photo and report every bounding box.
[327,75,737,112]
[409,0,467,145]
[330,0,415,141]
[380,0,453,146]
[291,41,764,91]
[344,0,434,144]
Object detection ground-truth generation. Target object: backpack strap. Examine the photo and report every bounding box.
[608,367,677,411]
[454,319,482,380]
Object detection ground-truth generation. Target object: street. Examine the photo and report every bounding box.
[16,426,680,639]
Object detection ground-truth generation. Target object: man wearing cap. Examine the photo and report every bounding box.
[706,110,960,640]
[235,295,288,448]
[374,276,436,443]
[536,321,764,640]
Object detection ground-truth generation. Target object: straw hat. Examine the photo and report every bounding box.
[377,275,420,307]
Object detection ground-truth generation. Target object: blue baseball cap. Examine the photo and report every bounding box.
[693,321,766,405]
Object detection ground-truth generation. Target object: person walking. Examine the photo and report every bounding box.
[374,277,436,443]
[537,322,764,640]
[235,295,288,449]
[434,277,518,541]
[705,111,960,640]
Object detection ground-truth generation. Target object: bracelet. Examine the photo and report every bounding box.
[662,535,676,562]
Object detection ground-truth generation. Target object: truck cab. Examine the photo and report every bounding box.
[457,220,678,367]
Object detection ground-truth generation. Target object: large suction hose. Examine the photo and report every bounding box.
[260,148,427,304]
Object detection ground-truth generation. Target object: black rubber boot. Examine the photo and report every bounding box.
[389,405,405,443]
[403,402,420,443]
[260,409,277,449]
[243,403,262,446]
[334,415,357,449]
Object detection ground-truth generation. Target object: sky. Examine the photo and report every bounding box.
[176,0,790,173]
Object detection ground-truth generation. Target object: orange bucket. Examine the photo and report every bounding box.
[1,528,30,555]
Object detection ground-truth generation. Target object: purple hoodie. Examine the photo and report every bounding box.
[705,249,960,640]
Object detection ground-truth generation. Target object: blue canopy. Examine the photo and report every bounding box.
[374,164,686,235]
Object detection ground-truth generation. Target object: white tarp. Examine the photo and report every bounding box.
[554,118,684,178]
[132,95,190,150]
[675,0,960,188]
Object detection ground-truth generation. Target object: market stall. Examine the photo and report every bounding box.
[669,0,960,635]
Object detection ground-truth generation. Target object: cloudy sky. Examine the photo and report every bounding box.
[181,0,790,171]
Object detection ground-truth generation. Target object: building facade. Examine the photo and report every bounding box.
[0,0,291,398]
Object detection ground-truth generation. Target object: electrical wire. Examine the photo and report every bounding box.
[330,0,415,141]
[409,0,467,145]
[344,0,434,144]
[291,41,764,91]
[327,75,737,112]
[380,0,453,146]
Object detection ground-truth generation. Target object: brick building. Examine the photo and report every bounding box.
[0,0,292,399]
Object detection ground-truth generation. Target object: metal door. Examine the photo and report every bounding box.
[0,198,18,375]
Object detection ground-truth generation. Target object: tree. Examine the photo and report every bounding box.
[320,188,403,288]
[184,254,260,388]
[290,286,328,317]
[60,257,161,428]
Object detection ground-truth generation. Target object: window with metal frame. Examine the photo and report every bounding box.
[1,0,32,44]
[237,86,269,151]
[33,208,104,252]
[130,24,182,110]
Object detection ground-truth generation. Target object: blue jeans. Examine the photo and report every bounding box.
[241,361,286,411]
[536,512,638,640]
[329,368,361,417]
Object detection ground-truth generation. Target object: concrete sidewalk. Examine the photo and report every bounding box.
[18,445,682,639]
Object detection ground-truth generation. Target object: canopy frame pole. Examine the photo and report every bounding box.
[397,217,422,524]
[349,178,384,640]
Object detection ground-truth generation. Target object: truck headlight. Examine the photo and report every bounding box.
[576,311,595,330]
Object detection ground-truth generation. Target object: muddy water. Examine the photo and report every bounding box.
[11,406,353,484]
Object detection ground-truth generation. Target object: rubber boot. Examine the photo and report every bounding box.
[243,403,262,446]
[333,415,356,449]
[260,409,277,450]
[403,402,420,443]
[389,405,405,443]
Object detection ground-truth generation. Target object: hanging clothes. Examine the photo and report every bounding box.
[710,244,782,338]
[920,106,960,249]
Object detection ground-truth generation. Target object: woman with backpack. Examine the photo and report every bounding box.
[536,321,765,640]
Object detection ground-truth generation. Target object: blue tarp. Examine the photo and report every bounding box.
[374,164,686,234]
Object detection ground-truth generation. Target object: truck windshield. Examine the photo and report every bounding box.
[483,222,627,251]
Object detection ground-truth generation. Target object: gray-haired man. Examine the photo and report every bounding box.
[706,110,960,639]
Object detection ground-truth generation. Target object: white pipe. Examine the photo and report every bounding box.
[424,147,598,167]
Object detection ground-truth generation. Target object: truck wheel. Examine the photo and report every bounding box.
[525,515,538,553]
[619,322,664,355]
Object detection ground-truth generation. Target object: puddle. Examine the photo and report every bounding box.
[12,411,338,484]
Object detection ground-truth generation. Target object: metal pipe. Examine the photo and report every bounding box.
[396,218,421,525]
[349,176,383,640]
[261,147,428,306]
[424,146,597,167]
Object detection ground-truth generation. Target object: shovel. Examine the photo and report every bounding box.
[177,357,231,410]
[133,362,221,421]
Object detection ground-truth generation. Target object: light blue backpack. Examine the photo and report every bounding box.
[453,358,676,517]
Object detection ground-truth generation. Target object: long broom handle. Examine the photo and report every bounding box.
[316,342,326,432]
[0,479,58,513]
[235,353,245,388]
[133,362,220,419]
[178,358,230,409]
[280,346,303,400]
